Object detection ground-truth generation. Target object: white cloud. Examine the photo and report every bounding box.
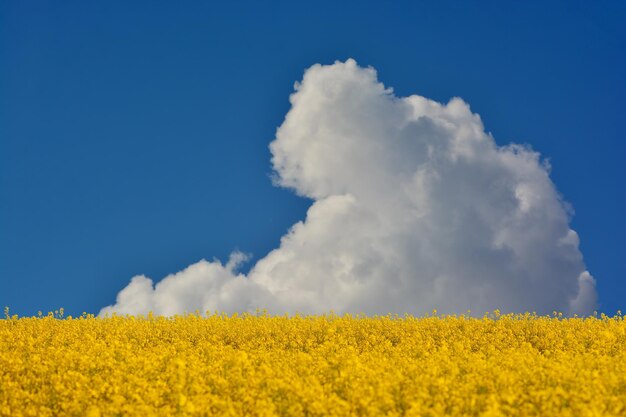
[100,59,597,317]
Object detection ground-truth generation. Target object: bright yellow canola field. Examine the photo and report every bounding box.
[1,311,625,417]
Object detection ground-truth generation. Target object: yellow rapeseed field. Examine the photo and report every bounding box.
[1,309,625,417]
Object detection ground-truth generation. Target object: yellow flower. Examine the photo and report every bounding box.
[0,312,624,416]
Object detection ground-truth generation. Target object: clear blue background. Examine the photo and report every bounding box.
[1,0,624,317]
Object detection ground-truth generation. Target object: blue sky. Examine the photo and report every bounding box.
[1,1,624,317]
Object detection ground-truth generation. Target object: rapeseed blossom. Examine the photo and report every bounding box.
[1,310,625,416]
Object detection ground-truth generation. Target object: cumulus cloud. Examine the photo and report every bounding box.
[100,59,597,317]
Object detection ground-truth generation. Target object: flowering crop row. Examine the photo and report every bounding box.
[1,311,625,416]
